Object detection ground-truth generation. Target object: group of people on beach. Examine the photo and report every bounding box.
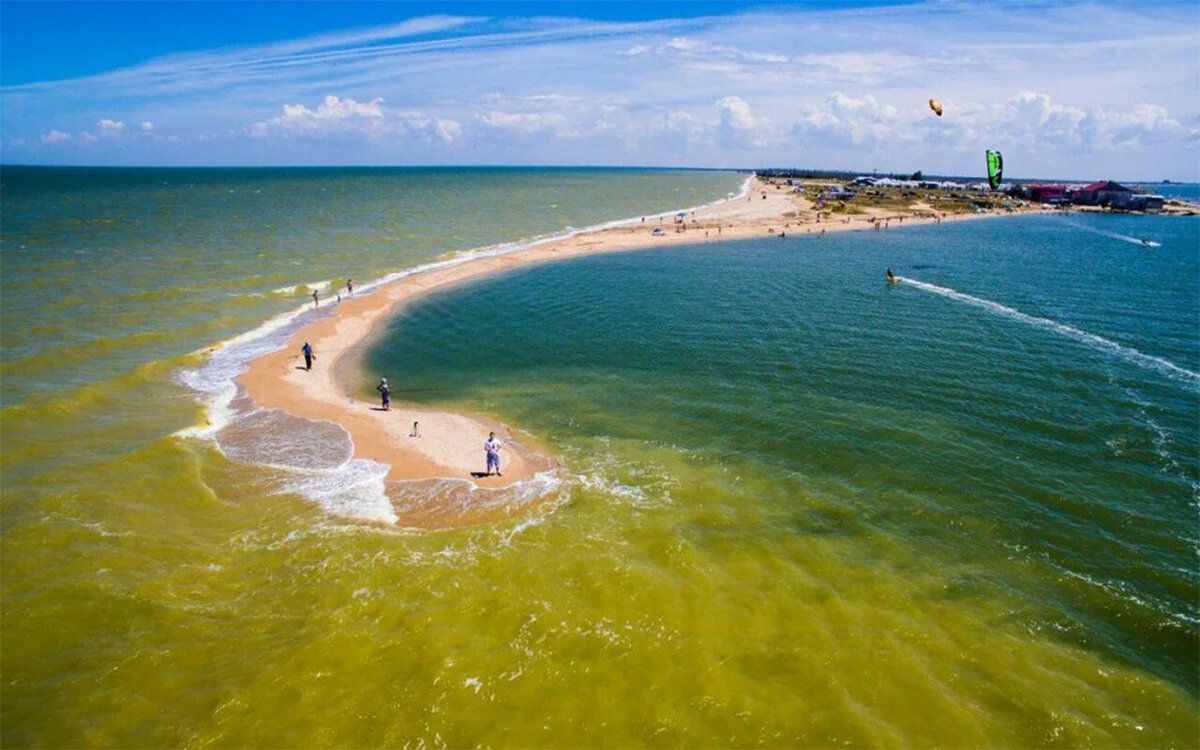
[311,278,353,308]
[298,277,504,478]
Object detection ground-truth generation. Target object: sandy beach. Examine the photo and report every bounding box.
[237,176,1051,526]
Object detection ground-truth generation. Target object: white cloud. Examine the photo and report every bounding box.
[650,35,789,65]
[475,109,567,134]
[792,92,907,151]
[471,93,631,144]
[995,91,1087,148]
[715,96,777,148]
[396,111,462,143]
[249,94,385,136]
[96,118,125,134]
[140,121,154,131]
[247,95,460,146]
[1087,104,1182,149]
[2,5,1197,176]
[281,95,383,129]
[41,129,70,144]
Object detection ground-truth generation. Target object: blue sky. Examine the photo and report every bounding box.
[2,1,1197,179]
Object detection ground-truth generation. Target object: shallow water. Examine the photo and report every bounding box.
[1,167,752,747]
[366,213,1200,746]
[2,168,1197,746]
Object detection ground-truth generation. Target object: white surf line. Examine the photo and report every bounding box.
[1052,217,1161,247]
[898,277,1200,388]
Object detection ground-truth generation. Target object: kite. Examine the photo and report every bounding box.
[986,150,1003,190]
[928,98,944,117]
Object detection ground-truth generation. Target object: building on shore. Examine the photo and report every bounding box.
[1028,184,1067,203]
[1127,194,1165,212]
[1073,180,1132,206]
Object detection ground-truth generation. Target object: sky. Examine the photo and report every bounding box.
[2,1,1198,180]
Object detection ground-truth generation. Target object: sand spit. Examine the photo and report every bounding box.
[236,177,1051,526]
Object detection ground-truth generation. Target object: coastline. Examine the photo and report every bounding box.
[234,176,1054,526]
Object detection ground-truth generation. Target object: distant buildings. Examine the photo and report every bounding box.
[1028,184,1066,203]
[1016,179,1164,212]
[1072,180,1133,206]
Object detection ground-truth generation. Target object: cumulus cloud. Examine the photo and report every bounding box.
[952,91,1187,154]
[396,111,462,144]
[2,6,1196,175]
[997,91,1087,147]
[41,129,70,144]
[248,94,385,137]
[1086,104,1182,149]
[247,94,461,145]
[792,92,908,151]
[96,118,125,134]
[715,96,777,148]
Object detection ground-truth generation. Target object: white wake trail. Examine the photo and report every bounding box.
[898,277,1200,388]
[1054,218,1160,247]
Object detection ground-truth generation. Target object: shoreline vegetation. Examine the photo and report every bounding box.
[231,174,1172,528]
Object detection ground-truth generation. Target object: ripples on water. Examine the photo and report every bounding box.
[371,213,1199,735]
[3,165,1198,746]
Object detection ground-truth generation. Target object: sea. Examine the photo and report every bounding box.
[2,167,1197,748]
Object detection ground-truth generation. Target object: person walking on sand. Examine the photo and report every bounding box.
[484,432,502,477]
[377,378,390,411]
[312,289,319,308]
[301,342,314,371]
[411,421,420,438]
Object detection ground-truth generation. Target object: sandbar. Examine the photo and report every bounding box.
[236,176,1051,526]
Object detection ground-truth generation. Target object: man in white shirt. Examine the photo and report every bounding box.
[484,432,502,477]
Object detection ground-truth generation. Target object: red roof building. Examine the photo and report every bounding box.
[1074,180,1133,206]
[1029,184,1066,202]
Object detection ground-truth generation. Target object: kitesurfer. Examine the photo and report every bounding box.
[886,267,897,283]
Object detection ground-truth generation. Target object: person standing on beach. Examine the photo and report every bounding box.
[347,279,353,296]
[484,432,502,477]
[411,421,420,438]
[377,378,390,410]
[312,290,319,308]
[301,342,314,371]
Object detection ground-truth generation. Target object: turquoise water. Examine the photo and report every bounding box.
[368,212,1199,724]
[1131,183,1200,202]
[2,166,1197,746]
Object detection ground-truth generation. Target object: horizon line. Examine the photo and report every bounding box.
[2,162,1191,185]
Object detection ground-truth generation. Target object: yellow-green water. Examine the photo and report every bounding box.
[2,168,1197,747]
